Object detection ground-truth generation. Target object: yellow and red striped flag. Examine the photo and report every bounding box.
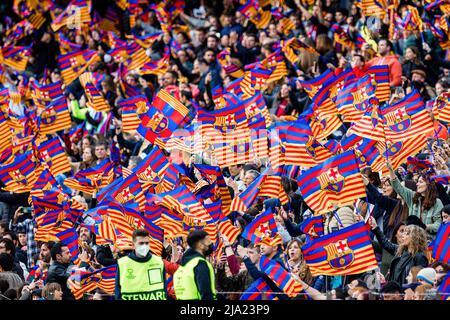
[79,72,110,112]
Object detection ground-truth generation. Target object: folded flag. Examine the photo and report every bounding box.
[302,221,378,276]
[297,150,366,214]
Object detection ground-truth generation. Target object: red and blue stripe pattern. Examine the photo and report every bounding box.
[241,207,278,244]
[339,134,381,167]
[258,256,303,297]
[36,137,71,176]
[299,215,324,238]
[302,222,378,276]
[56,227,80,261]
[31,80,64,108]
[438,272,450,300]
[381,90,434,141]
[297,150,366,214]
[240,278,277,300]
[119,95,150,132]
[0,150,36,193]
[230,167,269,212]
[432,223,450,264]
[57,49,99,85]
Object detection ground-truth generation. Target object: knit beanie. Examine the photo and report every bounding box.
[417,268,437,286]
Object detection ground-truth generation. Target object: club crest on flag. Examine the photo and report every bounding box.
[214,114,236,133]
[353,142,366,163]
[144,111,169,133]
[9,170,27,185]
[318,167,344,193]
[81,272,102,286]
[115,187,134,203]
[385,107,411,133]
[324,239,354,270]
[231,140,251,153]
[387,141,403,157]
[137,167,159,183]
[254,222,271,240]
[312,111,326,130]
[41,107,57,125]
[351,87,370,111]
[245,103,260,119]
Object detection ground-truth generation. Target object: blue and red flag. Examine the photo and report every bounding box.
[0,150,36,193]
[119,95,150,133]
[56,227,80,261]
[57,49,99,85]
[432,223,450,264]
[302,222,378,276]
[258,255,304,297]
[240,278,277,300]
[439,272,450,300]
[297,150,366,214]
[241,207,279,245]
[31,80,64,108]
[299,215,324,238]
[230,167,269,213]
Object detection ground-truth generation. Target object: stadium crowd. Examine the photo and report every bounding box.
[0,0,449,301]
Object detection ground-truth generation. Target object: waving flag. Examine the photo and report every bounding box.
[5,20,33,43]
[0,110,12,153]
[56,227,80,261]
[300,215,325,238]
[302,222,378,276]
[119,95,150,132]
[372,135,428,173]
[432,223,450,263]
[357,0,388,18]
[36,137,71,176]
[297,150,366,214]
[58,33,82,53]
[347,97,386,141]
[31,80,64,109]
[259,256,304,297]
[281,37,319,64]
[57,49,99,85]
[79,72,110,112]
[431,92,450,123]
[230,167,269,213]
[382,90,434,141]
[340,134,381,167]
[217,48,245,78]
[124,41,150,71]
[51,0,91,31]
[126,32,163,48]
[64,159,115,195]
[262,48,287,82]
[137,89,191,146]
[0,150,37,193]
[68,265,117,300]
[1,46,31,71]
[241,208,279,245]
[240,278,277,300]
[37,97,72,134]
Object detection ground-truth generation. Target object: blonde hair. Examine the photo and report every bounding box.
[414,284,432,300]
[397,225,428,257]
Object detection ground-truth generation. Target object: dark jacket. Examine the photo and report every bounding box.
[47,261,75,300]
[283,218,304,238]
[96,245,117,267]
[372,227,428,284]
[366,183,399,237]
[115,252,168,300]
[178,248,216,300]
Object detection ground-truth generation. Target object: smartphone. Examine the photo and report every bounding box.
[21,207,32,214]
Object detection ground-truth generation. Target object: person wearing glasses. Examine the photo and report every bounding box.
[115,229,168,300]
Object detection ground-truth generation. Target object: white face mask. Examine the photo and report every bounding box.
[135,244,150,257]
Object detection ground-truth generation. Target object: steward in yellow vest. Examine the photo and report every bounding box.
[173,230,217,300]
[115,229,167,300]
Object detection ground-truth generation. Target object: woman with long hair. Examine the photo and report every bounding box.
[286,239,313,285]
[369,218,429,285]
[388,161,443,238]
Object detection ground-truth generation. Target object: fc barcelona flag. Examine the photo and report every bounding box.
[137,89,191,145]
[439,272,450,300]
[68,265,117,300]
[372,135,428,174]
[431,223,450,263]
[56,227,80,261]
[31,80,64,109]
[300,215,325,238]
[37,97,72,134]
[347,97,386,141]
[382,90,434,141]
[36,137,71,176]
[51,0,91,31]
[431,92,450,123]
[240,278,277,300]
[0,150,37,193]
[57,49,99,85]
[1,46,31,71]
[259,256,304,297]
[302,222,378,276]
[297,150,366,214]
[230,167,269,213]
[79,72,110,112]
[110,174,146,212]
[241,208,279,245]
[119,95,150,133]
[340,134,381,167]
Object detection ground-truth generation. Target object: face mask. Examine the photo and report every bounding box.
[204,243,214,256]
[135,244,150,257]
